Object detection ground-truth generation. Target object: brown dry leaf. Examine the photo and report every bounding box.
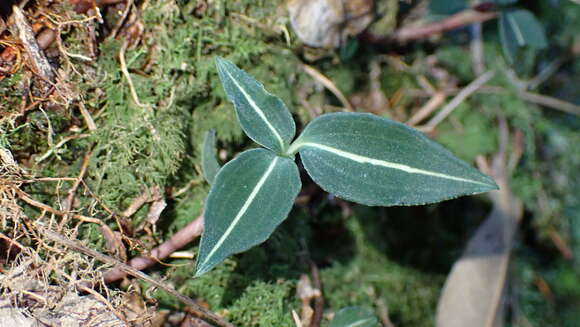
[436,121,523,327]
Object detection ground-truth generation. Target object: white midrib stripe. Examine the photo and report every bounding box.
[200,157,279,268]
[300,142,490,186]
[224,69,285,149]
[344,318,376,327]
[507,14,525,46]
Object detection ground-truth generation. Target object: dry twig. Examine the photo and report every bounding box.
[103,215,204,283]
[420,71,495,132]
[15,188,103,225]
[303,64,353,112]
[392,9,498,43]
[38,224,234,327]
[518,91,580,116]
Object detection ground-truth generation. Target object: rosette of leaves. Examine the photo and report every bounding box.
[194,57,497,276]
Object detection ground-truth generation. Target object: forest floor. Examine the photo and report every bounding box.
[0,1,579,326]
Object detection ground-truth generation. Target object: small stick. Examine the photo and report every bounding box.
[308,260,324,327]
[421,71,495,132]
[64,152,91,211]
[303,64,354,112]
[406,92,446,126]
[518,91,580,116]
[119,40,147,108]
[59,153,92,231]
[15,188,103,225]
[35,134,91,163]
[392,9,498,43]
[77,284,130,326]
[21,177,80,183]
[38,224,234,327]
[0,232,26,251]
[103,215,204,283]
[123,186,161,218]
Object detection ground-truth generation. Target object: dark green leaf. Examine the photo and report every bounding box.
[195,148,301,276]
[215,57,296,154]
[492,0,518,5]
[201,129,220,185]
[499,9,547,64]
[429,0,467,16]
[330,307,379,327]
[291,113,498,206]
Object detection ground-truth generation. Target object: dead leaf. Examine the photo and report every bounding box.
[436,120,523,327]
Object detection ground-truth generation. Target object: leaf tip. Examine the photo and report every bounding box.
[481,174,500,192]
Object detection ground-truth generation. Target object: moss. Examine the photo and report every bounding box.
[227,280,296,327]
[437,102,497,162]
[317,207,443,327]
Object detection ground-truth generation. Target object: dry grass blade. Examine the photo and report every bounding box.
[303,64,354,112]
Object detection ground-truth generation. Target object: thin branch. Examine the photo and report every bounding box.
[407,92,446,126]
[37,224,234,327]
[393,9,498,43]
[119,40,147,108]
[421,71,495,132]
[35,134,91,163]
[303,64,353,112]
[518,91,580,116]
[103,215,204,283]
[15,188,104,225]
[308,260,324,327]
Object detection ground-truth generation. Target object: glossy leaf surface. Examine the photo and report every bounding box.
[499,9,547,64]
[330,307,379,327]
[195,148,301,276]
[292,113,498,206]
[215,57,296,154]
[201,129,220,185]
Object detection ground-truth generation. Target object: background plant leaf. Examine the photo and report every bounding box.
[428,0,467,17]
[195,148,301,276]
[293,113,497,206]
[330,307,379,327]
[215,57,296,154]
[492,0,518,6]
[499,9,548,64]
[201,129,220,185]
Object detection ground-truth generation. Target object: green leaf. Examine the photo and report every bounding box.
[492,0,518,5]
[201,129,221,185]
[215,57,296,154]
[195,148,301,276]
[330,307,379,327]
[429,0,467,17]
[291,113,497,206]
[499,9,547,64]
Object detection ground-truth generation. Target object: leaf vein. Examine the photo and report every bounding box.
[301,143,490,186]
[223,68,285,150]
[199,156,279,269]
